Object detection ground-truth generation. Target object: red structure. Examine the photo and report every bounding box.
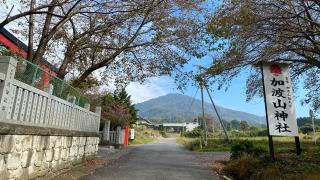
[0,27,58,88]
[124,127,129,146]
[0,29,27,58]
[0,27,58,73]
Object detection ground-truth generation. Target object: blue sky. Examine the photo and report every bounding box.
[127,56,312,118]
[126,0,314,119]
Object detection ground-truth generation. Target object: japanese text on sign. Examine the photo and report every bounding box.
[262,63,298,136]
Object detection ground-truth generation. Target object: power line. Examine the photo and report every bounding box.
[186,88,199,114]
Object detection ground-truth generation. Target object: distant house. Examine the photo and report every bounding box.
[161,121,199,132]
[136,118,153,128]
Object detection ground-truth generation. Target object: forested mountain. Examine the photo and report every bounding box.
[135,93,265,125]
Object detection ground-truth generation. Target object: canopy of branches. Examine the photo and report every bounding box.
[1,0,210,89]
[206,0,320,110]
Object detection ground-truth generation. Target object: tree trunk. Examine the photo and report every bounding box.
[27,0,35,61]
[57,47,74,79]
[30,0,57,64]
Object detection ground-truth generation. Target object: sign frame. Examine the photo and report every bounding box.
[260,62,301,158]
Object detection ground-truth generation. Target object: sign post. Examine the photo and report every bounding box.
[261,62,300,157]
[261,62,275,160]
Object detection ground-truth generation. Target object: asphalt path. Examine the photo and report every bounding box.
[81,138,219,180]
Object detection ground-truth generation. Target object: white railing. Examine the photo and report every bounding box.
[0,56,100,133]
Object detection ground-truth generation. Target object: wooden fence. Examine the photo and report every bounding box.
[0,56,100,133]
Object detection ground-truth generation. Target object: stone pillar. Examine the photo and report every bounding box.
[103,120,110,142]
[67,95,76,104]
[84,103,90,111]
[116,126,122,145]
[95,106,102,135]
[44,84,54,95]
[95,106,101,115]
[0,56,17,120]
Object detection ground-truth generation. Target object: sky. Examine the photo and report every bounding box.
[126,63,312,118]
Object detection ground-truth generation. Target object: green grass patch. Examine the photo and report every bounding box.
[223,151,320,179]
[131,127,161,144]
[177,136,320,179]
[177,136,320,154]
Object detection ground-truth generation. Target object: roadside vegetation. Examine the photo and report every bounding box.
[177,120,320,179]
[131,127,162,144]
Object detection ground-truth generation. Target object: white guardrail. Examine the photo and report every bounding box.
[0,56,100,133]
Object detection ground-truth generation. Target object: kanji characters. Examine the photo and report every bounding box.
[273,99,287,109]
[272,88,285,98]
[275,122,291,133]
[275,111,288,121]
[270,78,284,86]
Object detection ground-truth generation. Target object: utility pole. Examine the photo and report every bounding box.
[199,79,208,146]
[205,85,229,141]
[198,116,202,149]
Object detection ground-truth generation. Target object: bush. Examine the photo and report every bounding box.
[256,129,268,136]
[160,131,167,138]
[229,130,247,137]
[223,155,260,180]
[230,140,267,159]
[300,124,314,134]
[182,129,202,138]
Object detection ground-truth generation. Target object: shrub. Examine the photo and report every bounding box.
[160,131,167,138]
[182,129,202,138]
[223,155,260,180]
[230,139,267,159]
[229,130,247,137]
[257,129,268,136]
[300,124,314,134]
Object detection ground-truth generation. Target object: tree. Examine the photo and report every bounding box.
[239,120,249,131]
[102,100,132,128]
[230,120,240,130]
[300,124,314,134]
[101,89,138,128]
[1,0,210,89]
[113,89,138,125]
[206,0,320,110]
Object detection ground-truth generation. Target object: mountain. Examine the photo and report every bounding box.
[135,93,265,126]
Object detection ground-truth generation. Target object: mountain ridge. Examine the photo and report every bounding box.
[135,93,265,125]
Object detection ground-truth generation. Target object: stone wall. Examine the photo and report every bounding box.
[0,135,99,180]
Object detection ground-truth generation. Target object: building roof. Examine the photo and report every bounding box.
[0,27,28,52]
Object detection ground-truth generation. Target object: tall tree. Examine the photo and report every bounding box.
[1,0,210,89]
[101,89,138,127]
[206,0,320,110]
[114,89,138,125]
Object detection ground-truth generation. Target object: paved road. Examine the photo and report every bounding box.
[81,138,219,180]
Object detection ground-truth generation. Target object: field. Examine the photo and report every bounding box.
[177,135,320,153]
[177,133,320,179]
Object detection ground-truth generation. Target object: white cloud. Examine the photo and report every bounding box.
[126,76,177,104]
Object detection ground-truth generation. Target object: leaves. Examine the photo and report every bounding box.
[101,89,138,128]
[206,0,320,110]
[1,0,211,90]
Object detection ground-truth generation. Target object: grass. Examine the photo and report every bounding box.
[177,135,320,153]
[177,134,320,179]
[131,127,161,144]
